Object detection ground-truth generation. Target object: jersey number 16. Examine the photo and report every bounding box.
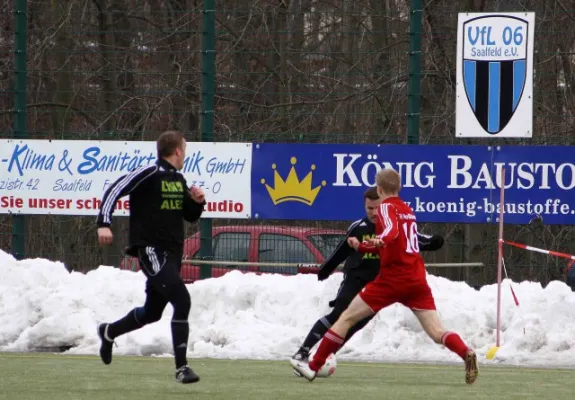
[402,221,420,254]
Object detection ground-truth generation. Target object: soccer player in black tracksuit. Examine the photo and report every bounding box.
[291,187,444,372]
[95,131,206,384]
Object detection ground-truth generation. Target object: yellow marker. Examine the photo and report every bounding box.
[486,345,499,360]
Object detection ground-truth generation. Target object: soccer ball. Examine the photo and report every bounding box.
[315,354,337,378]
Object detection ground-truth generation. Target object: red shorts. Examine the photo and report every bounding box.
[358,276,436,313]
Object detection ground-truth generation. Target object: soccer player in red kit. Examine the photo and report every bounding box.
[290,168,479,384]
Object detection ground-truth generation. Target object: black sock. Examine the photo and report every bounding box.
[299,317,331,353]
[107,308,145,339]
[171,320,189,369]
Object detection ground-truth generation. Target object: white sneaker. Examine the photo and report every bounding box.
[289,358,317,381]
[291,351,309,377]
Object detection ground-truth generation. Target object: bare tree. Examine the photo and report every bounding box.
[2,0,574,285]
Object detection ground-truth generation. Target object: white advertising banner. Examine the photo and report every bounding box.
[456,12,535,138]
[0,140,252,218]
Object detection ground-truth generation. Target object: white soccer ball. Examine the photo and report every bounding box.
[315,353,337,378]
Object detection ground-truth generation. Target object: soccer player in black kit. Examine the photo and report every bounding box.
[291,188,444,373]
[95,131,206,384]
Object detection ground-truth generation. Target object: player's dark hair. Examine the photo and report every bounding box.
[157,130,185,158]
[363,187,379,201]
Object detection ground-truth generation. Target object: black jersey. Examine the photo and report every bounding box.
[317,216,444,281]
[96,158,205,256]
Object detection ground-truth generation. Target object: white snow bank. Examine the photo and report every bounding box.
[2,249,575,367]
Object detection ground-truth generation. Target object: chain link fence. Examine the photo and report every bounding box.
[1,0,574,286]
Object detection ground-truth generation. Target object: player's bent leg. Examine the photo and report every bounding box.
[141,249,198,384]
[331,294,375,338]
[412,309,478,384]
[291,295,375,381]
[411,309,445,344]
[291,316,330,378]
[296,316,332,356]
[98,275,170,365]
[292,274,364,378]
[340,278,376,347]
[293,280,355,360]
[166,275,199,384]
[339,314,373,350]
[292,280,390,382]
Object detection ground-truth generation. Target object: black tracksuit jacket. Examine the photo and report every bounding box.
[96,158,205,257]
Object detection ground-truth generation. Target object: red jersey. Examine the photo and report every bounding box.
[359,196,426,282]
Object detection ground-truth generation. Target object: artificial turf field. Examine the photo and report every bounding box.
[0,353,572,400]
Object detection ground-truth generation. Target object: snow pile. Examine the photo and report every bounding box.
[2,249,575,367]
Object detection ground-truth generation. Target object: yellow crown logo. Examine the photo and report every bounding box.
[261,157,326,206]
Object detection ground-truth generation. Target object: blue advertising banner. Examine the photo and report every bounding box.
[493,145,575,224]
[251,144,575,224]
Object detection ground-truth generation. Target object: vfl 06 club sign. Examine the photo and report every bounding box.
[456,13,535,138]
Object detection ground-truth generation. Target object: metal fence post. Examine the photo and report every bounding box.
[407,0,422,144]
[199,0,215,279]
[11,0,28,260]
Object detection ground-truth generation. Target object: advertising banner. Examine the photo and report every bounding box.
[0,140,252,218]
[251,143,574,224]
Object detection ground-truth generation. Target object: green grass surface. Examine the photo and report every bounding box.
[0,353,572,400]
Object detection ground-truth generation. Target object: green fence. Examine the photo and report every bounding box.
[2,1,575,287]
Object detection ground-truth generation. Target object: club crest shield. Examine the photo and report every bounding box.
[461,15,529,135]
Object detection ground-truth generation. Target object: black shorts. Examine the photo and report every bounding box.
[329,273,372,313]
[137,246,183,298]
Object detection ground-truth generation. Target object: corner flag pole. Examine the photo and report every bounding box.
[487,166,505,360]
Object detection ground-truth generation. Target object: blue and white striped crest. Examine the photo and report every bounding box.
[462,15,529,134]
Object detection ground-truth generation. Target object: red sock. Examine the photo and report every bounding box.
[441,331,469,360]
[309,329,344,371]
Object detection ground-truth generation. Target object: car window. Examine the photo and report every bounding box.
[308,234,347,258]
[187,232,250,261]
[258,233,316,264]
[213,232,251,261]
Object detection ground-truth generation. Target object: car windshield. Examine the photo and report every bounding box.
[308,234,347,258]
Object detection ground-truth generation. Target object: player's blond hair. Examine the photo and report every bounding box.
[376,168,401,196]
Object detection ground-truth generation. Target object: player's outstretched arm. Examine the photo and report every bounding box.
[417,233,444,252]
[317,220,359,280]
